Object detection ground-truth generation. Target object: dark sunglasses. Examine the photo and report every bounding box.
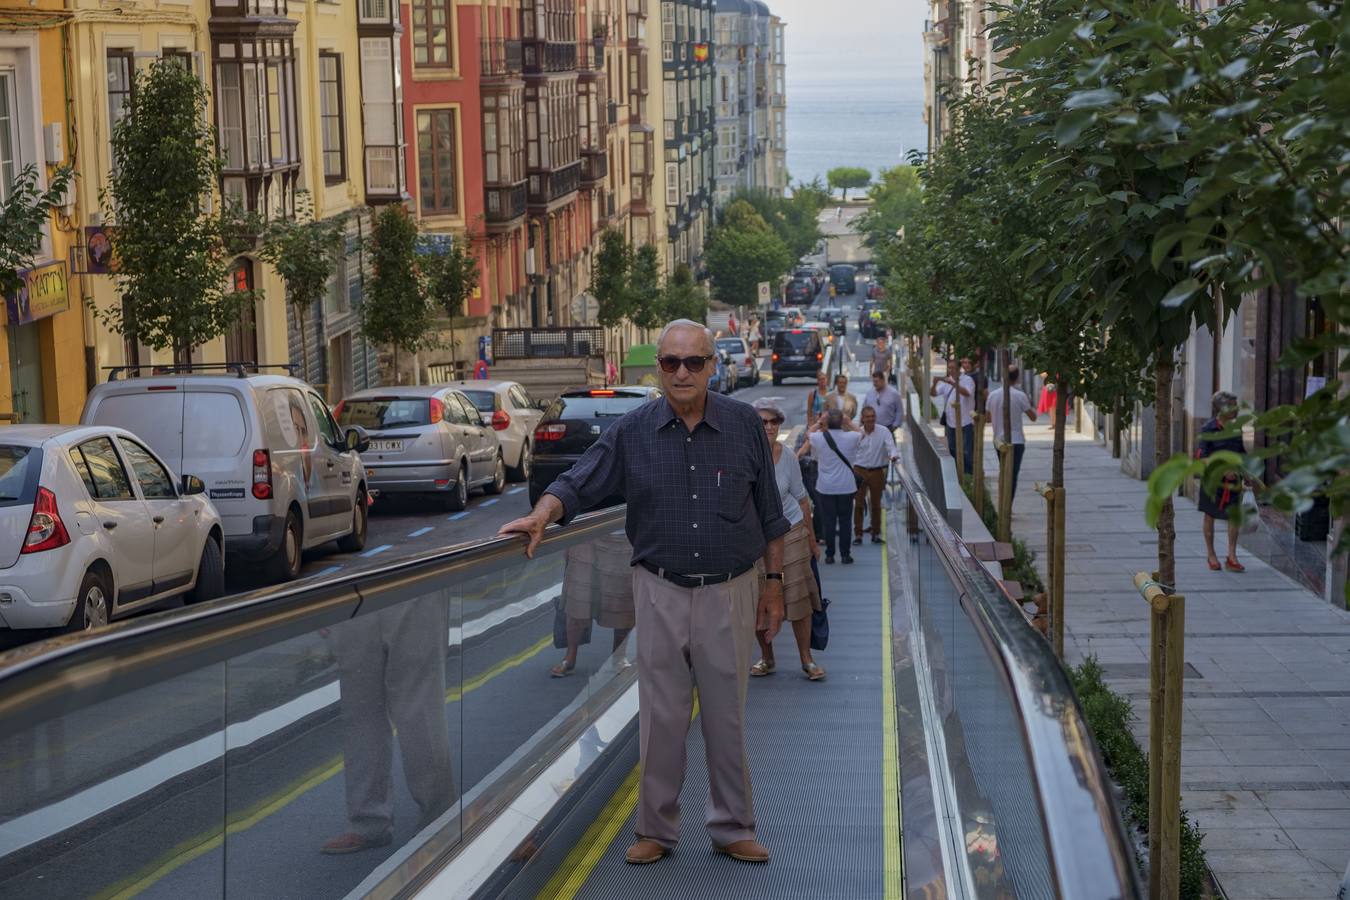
[656,354,713,374]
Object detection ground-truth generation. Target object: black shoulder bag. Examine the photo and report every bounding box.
[822,431,864,491]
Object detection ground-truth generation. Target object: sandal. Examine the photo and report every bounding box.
[1225,559,1246,573]
[550,659,576,678]
[802,662,826,682]
[750,659,776,677]
[1207,559,1222,571]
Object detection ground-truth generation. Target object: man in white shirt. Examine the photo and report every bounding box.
[852,406,897,545]
[931,357,976,475]
[797,409,861,564]
[985,365,1037,496]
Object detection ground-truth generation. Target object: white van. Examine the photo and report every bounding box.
[82,368,370,582]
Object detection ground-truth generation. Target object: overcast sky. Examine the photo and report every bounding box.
[768,0,925,62]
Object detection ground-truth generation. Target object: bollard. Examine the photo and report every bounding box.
[1035,483,1067,656]
[1134,571,1186,900]
[973,413,986,518]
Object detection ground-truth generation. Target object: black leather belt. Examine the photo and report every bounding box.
[856,465,888,471]
[638,560,754,589]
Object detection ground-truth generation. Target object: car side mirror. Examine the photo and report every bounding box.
[182,474,206,495]
[345,426,370,453]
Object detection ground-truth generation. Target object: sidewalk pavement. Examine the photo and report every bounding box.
[975,419,1350,900]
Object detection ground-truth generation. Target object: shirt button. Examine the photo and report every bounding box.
[694,552,700,558]
[692,494,697,499]
[686,437,692,443]
[690,465,695,470]
[692,523,698,529]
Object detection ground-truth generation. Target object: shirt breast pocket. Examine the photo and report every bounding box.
[715,466,751,523]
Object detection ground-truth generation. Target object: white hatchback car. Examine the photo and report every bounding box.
[0,425,224,633]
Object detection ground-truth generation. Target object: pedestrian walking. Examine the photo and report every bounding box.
[931,358,975,476]
[750,399,825,682]
[798,408,861,564]
[498,319,789,867]
[862,370,904,431]
[867,337,893,382]
[806,370,830,423]
[551,533,635,677]
[825,373,858,420]
[852,406,896,545]
[985,366,1037,497]
[1037,372,1059,427]
[1197,390,1248,573]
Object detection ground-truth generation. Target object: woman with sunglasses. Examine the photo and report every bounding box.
[750,400,825,681]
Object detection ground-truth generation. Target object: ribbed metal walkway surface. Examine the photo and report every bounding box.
[516,550,895,899]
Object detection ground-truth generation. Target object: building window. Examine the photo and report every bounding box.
[417,108,458,215]
[225,260,259,365]
[318,52,345,182]
[411,0,452,67]
[665,162,677,205]
[360,37,404,196]
[106,51,134,174]
[213,36,301,216]
[324,249,350,317]
[662,4,675,42]
[0,69,17,200]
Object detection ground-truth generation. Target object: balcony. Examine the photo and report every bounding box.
[580,151,608,185]
[364,144,404,201]
[577,41,604,74]
[481,38,523,77]
[485,181,528,228]
[523,40,577,73]
[527,160,581,209]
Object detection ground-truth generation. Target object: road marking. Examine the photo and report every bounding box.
[881,509,904,898]
[508,486,525,495]
[361,544,392,557]
[448,511,470,520]
[314,565,341,578]
[479,498,499,507]
[407,526,434,538]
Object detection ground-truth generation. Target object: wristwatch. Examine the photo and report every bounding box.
[764,572,784,581]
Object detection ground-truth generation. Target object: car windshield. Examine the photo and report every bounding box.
[776,331,816,351]
[337,398,430,429]
[0,446,36,505]
[460,391,496,412]
[716,339,743,353]
[552,392,652,418]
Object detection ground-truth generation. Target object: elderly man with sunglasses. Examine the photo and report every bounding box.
[499,319,789,868]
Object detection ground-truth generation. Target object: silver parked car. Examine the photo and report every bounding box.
[449,380,544,483]
[335,386,504,511]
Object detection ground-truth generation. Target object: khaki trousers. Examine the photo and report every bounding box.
[632,564,758,848]
[854,466,887,538]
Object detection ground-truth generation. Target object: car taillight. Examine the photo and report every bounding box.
[771,353,780,362]
[534,424,567,442]
[816,352,824,361]
[589,389,615,396]
[252,449,272,500]
[745,356,753,367]
[22,487,70,554]
[492,409,511,430]
[429,398,445,424]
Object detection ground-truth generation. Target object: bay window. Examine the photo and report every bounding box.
[212,34,300,216]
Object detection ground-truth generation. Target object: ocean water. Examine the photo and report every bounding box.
[785,47,927,187]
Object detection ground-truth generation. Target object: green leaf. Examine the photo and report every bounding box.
[1217,58,1250,80]
[1146,455,1197,528]
[1160,278,1202,309]
[1065,88,1122,109]
[1056,109,1097,146]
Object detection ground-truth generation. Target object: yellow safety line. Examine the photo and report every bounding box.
[881,510,905,898]
[537,696,699,900]
[93,633,555,899]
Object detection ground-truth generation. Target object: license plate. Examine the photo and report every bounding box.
[787,355,804,361]
[369,440,403,452]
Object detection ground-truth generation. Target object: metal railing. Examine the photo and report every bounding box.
[485,180,528,223]
[0,509,632,900]
[580,150,608,184]
[890,460,1141,898]
[481,37,523,76]
[492,326,604,360]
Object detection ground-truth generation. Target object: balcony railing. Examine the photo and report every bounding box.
[485,181,527,224]
[577,41,605,71]
[522,40,577,73]
[580,151,608,184]
[527,160,582,207]
[481,38,523,77]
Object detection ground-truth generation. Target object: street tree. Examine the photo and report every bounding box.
[362,204,434,383]
[102,59,254,361]
[257,194,347,381]
[590,228,633,329]
[705,201,792,307]
[729,188,825,262]
[628,243,664,332]
[855,165,922,251]
[826,166,872,201]
[0,164,72,301]
[660,264,708,323]
[423,236,480,375]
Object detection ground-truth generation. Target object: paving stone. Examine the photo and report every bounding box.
[1218,872,1346,898]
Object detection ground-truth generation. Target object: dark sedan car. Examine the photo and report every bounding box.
[785,279,816,305]
[528,386,662,506]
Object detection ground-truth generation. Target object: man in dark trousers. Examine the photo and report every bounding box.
[499,319,789,867]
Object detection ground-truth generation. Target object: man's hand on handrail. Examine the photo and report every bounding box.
[497,493,565,558]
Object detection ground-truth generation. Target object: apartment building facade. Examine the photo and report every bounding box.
[658,0,713,275]
[710,0,785,210]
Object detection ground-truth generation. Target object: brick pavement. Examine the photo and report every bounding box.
[974,419,1350,899]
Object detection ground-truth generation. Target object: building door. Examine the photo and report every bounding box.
[7,323,45,423]
[225,260,259,366]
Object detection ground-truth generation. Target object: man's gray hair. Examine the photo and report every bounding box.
[1211,390,1238,418]
[825,408,844,430]
[657,319,715,354]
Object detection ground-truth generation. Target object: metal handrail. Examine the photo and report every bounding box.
[0,508,627,730]
[892,460,1141,898]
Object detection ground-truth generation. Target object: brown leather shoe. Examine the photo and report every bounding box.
[625,838,669,864]
[717,839,770,862]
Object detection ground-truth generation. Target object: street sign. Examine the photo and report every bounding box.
[757,282,770,305]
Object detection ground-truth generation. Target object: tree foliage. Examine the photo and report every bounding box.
[590,228,633,329]
[0,164,72,300]
[660,263,708,323]
[257,193,346,379]
[705,201,792,306]
[855,165,922,251]
[361,204,435,376]
[102,59,254,356]
[727,188,825,262]
[422,235,480,372]
[826,166,872,200]
[628,243,665,331]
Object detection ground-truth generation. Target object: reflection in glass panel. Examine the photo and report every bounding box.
[0,666,227,899]
[221,590,462,897]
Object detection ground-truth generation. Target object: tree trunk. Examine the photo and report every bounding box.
[294,303,310,383]
[1155,352,1176,587]
[1052,386,1068,490]
[449,317,458,379]
[393,346,401,385]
